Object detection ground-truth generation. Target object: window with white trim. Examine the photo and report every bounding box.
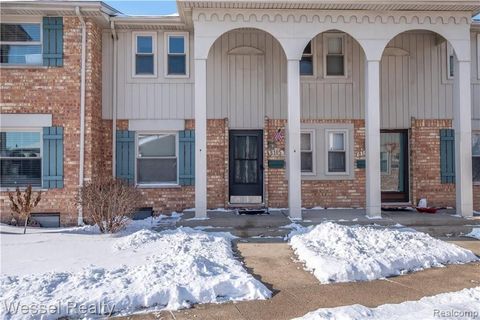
[136,133,178,185]
[301,131,314,174]
[380,151,390,174]
[300,41,313,76]
[324,34,345,77]
[0,21,42,65]
[473,132,480,183]
[166,32,188,76]
[447,43,454,79]
[327,130,347,173]
[134,32,155,76]
[0,130,42,187]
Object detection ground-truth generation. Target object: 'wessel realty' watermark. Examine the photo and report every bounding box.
[434,309,479,319]
[3,300,116,317]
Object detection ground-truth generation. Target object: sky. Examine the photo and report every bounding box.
[106,1,178,16]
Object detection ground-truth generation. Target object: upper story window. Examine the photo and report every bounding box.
[134,32,156,76]
[166,32,188,77]
[136,133,178,185]
[324,34,345,77]
[300,41,314,76]
[473,132,480,183]
[0,22,42,66]
[327,130,347,174]
[0,131,42,187]
[446,43,454,79]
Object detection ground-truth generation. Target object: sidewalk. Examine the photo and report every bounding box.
[126,241,480,320]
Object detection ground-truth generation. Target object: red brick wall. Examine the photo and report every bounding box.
[265,119,366,208]
[0,17,105,225]
[410,119,456,208]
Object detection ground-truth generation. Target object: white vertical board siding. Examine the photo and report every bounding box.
[472,31,480,131]
[206,29,287,125]
[101,29,479,128]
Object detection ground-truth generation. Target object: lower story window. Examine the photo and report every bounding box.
[0,131,42,187]
[301,131,314,173]
[327,130,347,173]
[136,133,178,185]
[473,132,480,183]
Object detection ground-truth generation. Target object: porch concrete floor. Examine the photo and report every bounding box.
[124,241,480,320]
[167,208,480,239]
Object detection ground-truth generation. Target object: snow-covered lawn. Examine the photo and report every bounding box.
[289,222,478,284]
[0,218,270,319]
[294,286,480,320]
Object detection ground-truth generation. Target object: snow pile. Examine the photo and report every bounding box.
[1,227,270,319]
[294,286,480,320]
[289,222,477,283]
[466,228,480,240]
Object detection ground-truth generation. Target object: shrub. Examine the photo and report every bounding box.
[77,176,142,233]
[8,185,42,234]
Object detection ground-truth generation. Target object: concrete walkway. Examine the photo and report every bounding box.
[125,240,480,320]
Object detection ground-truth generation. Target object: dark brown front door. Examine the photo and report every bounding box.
[381,130,409,203]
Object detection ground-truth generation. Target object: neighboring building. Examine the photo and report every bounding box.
[0,0,479,225]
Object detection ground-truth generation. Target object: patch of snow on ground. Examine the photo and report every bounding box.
[294,286,480,320]
[289,222,477,284]
[466,228,480,240]
[1,225,270,319]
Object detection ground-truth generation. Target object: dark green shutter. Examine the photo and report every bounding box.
[179,130,195,186]
[116,130,135,184]
[43,17,63,67]
[440,129,455,184]
[43,127,64,188]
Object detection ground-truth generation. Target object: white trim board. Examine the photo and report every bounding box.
[128,119,185,131]
[0,114,52,128]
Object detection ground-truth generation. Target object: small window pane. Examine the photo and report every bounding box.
[301,133,311,151]
[0,132,41,157]
[301,152,313,172]
[326,55,344,76]
[300,57,313,76]
[168,55,186,75]
[0,23,41,42]
[449,55,454,78]
[169,36,185,54]
[329,133,345,151]
[137,36,152,53]
[0,159,42,187]
[0,44,42,65]
[473,157,480,182]
[135,55,154,75]
[137,158,177,184]
[328,152,346,173]
[303,41,312,55]
[328,37,342,54]
[138,134,175,157]
[472,134,480,156]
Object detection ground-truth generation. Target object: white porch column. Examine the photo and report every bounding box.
[365,59,382,218]
[287,59,302,219]
[194,58,207,218]
[453,60,473,218]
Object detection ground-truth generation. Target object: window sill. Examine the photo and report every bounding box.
[0,65,48,69]
[136,184,182,189]
[132,74,157,79]
[165,74,189,79]
[0,187,48,192]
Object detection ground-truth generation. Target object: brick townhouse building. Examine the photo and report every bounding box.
[0,0,479,226]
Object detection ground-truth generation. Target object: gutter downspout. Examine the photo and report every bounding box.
[76,6,86,226]
[110,21,118,177]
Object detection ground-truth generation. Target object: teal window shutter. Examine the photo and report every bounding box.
[43,127,64,188]
[116,130,135,184]
[43,17,63,67]
[179,130,195,186]
[440,129,455,184]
